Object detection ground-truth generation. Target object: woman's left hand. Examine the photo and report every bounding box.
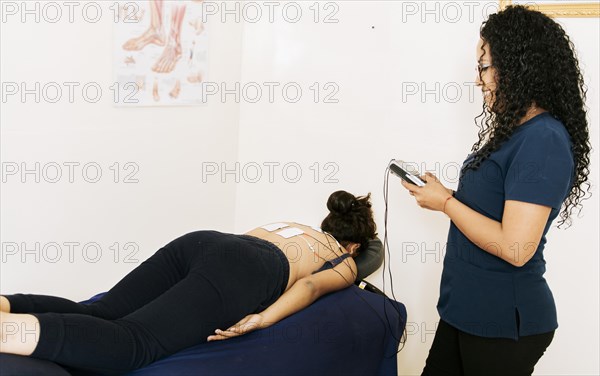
[401,172,453,212]
[207,313,266,342]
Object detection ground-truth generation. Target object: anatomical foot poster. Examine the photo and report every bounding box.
[114,0,208,107]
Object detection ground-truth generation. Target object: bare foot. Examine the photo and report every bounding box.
[152,43,182,73]
[187,71,203,84]
[152,4,186,73]
[123,0,165,51]
[123,28,166,51]
[169,79,181,99]
[0,296,10,313]
[153,78,160,102]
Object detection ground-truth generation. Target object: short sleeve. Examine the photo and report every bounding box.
[504,128,574,209]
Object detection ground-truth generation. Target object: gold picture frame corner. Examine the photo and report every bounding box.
[499,1,600,18]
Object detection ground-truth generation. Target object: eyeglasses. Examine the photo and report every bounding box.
[476,63,492,75]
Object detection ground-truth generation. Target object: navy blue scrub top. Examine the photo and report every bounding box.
[438,112,574,340]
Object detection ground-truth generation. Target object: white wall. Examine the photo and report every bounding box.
[232,2,599,375]
[1,1,598,375]
[0,1,245,299]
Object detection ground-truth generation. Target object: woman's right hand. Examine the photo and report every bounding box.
[401,172,454,212]
[207,313,267,342]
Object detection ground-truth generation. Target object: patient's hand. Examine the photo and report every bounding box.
[207,313,266,342]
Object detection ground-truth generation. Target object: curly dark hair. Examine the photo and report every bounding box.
[466,5,592,227]
[321,190,377,253]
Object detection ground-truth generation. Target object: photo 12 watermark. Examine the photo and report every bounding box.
[200,1,340,24]
[1,1,157,24]
[198,81,340,104]
[1,81,143,105]
[395,239,540,265]
[1,1,107,24]
[401,82,479,104]
[400,241,446,264]
[400,1,504,24]
[2,241,140,264]
[1,81,340,105]
[406,320,439,343]
[201,161,340,184]
[0,1,341,25]
[1,162,140,184]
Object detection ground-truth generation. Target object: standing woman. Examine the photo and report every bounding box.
[401,6,591,376]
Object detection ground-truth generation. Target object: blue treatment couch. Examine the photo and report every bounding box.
[0,285,406,375]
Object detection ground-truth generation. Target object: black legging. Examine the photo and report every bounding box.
[422,319,554,376]
[6,231,289,375]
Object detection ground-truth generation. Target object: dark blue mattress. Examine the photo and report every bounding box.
[1,286,406,375]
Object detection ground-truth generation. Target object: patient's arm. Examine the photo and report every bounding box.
[207,258,357,341]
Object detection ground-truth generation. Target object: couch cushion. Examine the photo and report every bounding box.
[0,354,71,376]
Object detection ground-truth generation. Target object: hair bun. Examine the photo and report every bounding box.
[327,191,358,215]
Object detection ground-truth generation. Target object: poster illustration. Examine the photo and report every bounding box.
[114,0,208,106]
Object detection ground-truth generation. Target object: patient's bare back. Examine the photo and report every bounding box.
[244,222,352,291]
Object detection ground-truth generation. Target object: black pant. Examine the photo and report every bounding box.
[422,320,554,376]
[6,231,289,375]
